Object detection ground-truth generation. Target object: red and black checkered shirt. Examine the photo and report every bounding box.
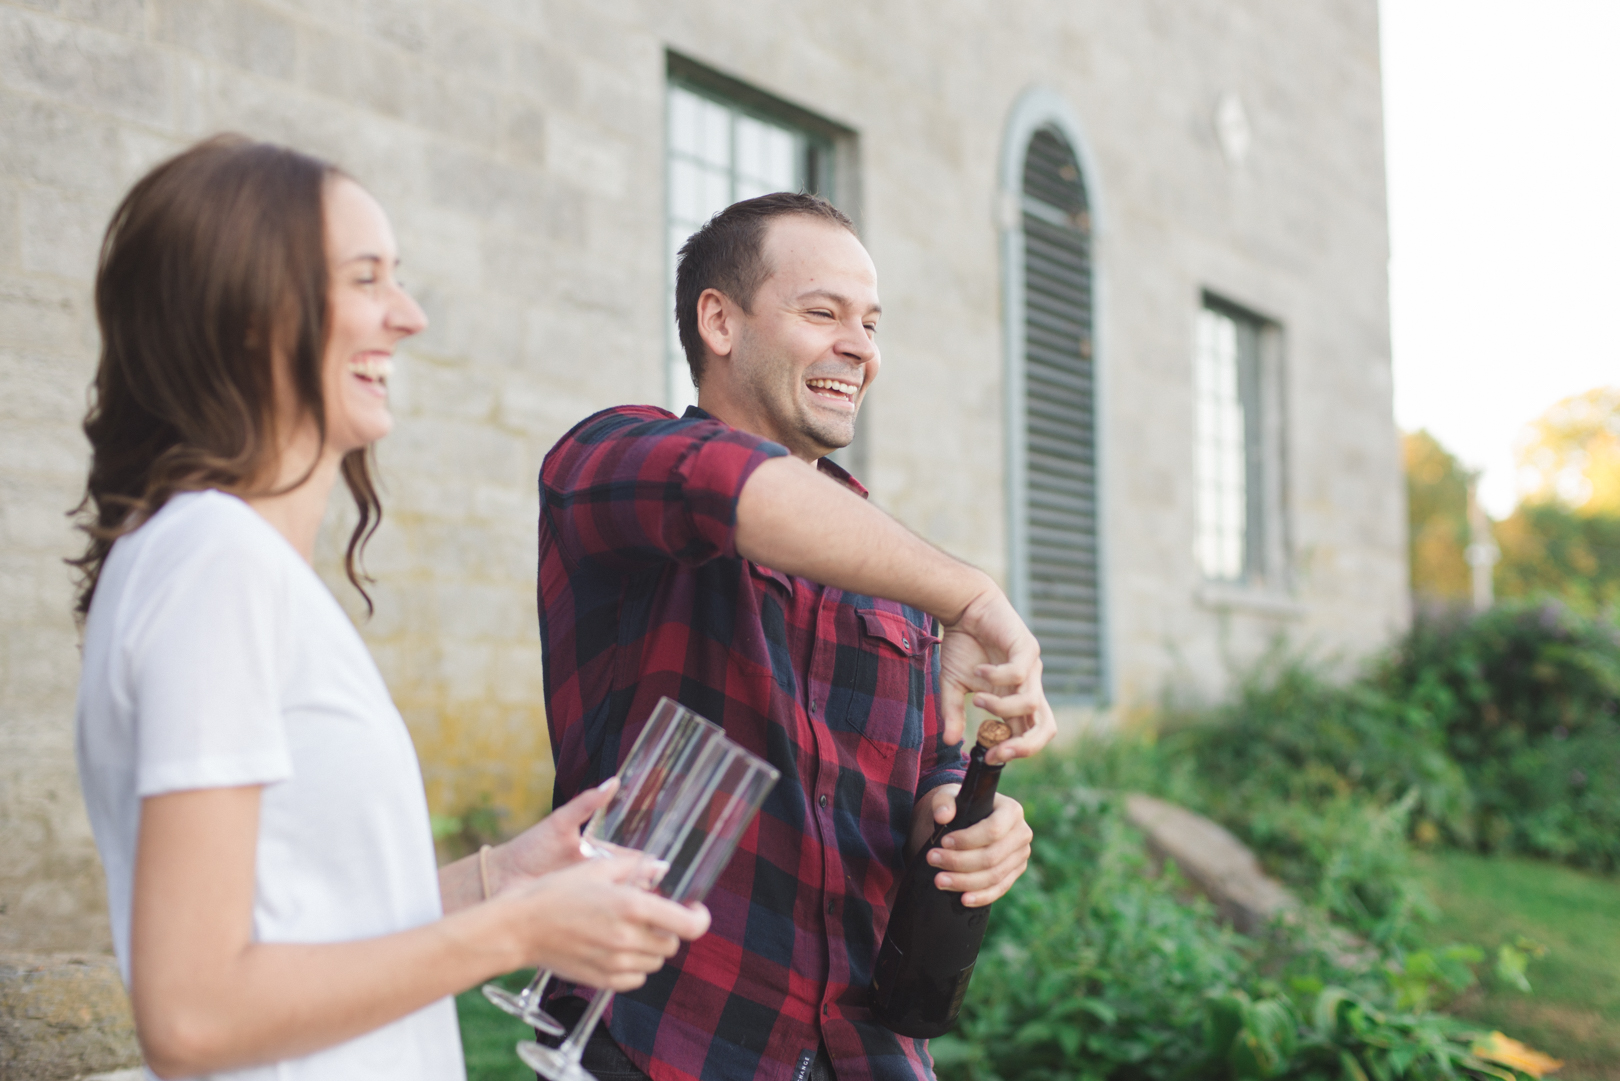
[537,405,964,1081]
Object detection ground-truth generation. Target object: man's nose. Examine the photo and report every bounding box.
[838,320,877,362]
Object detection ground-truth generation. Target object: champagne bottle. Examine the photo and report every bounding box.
[870,718,1012,1038]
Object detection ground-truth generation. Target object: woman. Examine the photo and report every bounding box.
[71,135,708,1080]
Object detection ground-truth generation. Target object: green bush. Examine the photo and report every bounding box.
[1385,600,1620,870]
[1069,660,1449,942]
[1123,602,1620,887]
[937,768,1251,1080]
[936,754,1547,1081]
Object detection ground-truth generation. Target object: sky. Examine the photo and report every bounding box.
[1380,0,1620,517]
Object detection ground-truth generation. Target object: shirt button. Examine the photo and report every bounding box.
[818,794,829,809]
[822,1003,830,1017]
[827,899,836,915]
[902,637,910,648]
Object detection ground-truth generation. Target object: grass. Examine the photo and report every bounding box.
[457,969,541,1081]
[1415,850,1620,1080]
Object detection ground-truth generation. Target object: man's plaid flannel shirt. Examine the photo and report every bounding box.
[537,405,966,1081]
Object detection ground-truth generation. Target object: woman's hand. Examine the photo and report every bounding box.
[489,779,617,891]
[131,785,710,1079]
[439,780,618,913]
[492,854,711,991]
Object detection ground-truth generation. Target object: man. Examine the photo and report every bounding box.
[537,193,1056,1081]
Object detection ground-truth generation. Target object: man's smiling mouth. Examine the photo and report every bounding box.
[807,377,859,402]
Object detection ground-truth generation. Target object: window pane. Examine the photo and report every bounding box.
[1195,307,1247,581]
[697,97,730,167]
[765,127,796,189]
[735,116,767,187]
[735,115,800,196]
[669,159,701,226]
[699,167,731,220]
[670,87,701,157]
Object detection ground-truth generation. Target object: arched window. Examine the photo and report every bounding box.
[1005,114,1104,703]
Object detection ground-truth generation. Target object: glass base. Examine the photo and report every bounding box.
[517,1039,596,1081]
[481,984,566,1037]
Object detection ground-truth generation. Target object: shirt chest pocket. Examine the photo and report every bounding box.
[821,608,940,753]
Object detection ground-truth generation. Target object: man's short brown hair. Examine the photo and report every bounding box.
[674,192,856,387]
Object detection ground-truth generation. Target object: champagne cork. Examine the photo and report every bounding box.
[975,718,1013,747]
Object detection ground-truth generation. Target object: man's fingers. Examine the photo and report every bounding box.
[971,688,1041,721]
[932,846,1032,903]
[957,852,1031,907]
[939,689,968,748]
[934,823,1032,871]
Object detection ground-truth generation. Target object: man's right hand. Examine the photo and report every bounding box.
[736,457,1058,760]
[938,583,1057,764]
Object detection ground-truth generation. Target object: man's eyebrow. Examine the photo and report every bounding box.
[795,289,882,316]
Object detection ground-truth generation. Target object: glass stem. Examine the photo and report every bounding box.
[517,969,551,1010]
[558,988,616,1066]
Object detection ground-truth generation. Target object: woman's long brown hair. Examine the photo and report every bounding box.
[70,134,382,618]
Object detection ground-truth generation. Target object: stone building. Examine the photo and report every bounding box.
[0,0,1406,963]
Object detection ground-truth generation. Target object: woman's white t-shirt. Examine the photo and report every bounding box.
[76,490,466,1081]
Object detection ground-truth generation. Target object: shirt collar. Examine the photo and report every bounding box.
[682,405,870,499]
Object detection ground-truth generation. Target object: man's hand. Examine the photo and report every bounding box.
[909,787,1032,908]
[939,587,1057,765]
[734,455,1057,762]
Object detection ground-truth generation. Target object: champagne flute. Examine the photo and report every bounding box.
[516,737,780,1081]
[481,698,724,1034]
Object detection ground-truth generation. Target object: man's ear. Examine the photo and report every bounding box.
[696,287,737,366]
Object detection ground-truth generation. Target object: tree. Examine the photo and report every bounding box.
[1404,429,1472,603]
[1514,386,1620,514]
[1495,503,1620,613]
[1495,387,1620,615]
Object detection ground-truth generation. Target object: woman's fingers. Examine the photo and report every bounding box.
[553,778,618,829]
[505,856,711,986]
[495,779,620,885]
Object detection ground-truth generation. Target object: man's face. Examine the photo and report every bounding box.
[721,216,881,461]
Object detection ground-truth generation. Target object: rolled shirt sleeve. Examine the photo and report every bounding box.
[541,406,790,574]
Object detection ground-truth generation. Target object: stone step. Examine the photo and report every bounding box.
[0,953,141,1081]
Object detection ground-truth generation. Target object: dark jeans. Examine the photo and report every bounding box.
[539,998,834,1081]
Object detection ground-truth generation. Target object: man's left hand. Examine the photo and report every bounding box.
[909,787,1033,908]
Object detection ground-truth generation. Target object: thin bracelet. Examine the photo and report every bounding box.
[478,844,494,901]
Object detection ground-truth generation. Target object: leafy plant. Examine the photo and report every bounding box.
[933,760,1550,1081]
[1385,600,1620,870]
[1198,986,1552,1081]
[432,795,508,862]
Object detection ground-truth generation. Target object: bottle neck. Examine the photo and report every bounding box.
[941,741,1004,839]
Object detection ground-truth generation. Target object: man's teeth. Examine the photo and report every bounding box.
[348,356,393,381]
[807,378,858,396]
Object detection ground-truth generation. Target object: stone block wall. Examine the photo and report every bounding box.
[0,0,1404,951]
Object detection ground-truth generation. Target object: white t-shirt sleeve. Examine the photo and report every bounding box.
[124,518,294,797]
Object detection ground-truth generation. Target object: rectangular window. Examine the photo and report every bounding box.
[1194,300,1266,582]
[665,62,838,415]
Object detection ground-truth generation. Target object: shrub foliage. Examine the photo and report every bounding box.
[937,755,1547,1081]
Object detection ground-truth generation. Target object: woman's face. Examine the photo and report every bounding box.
[320,177,426,454]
